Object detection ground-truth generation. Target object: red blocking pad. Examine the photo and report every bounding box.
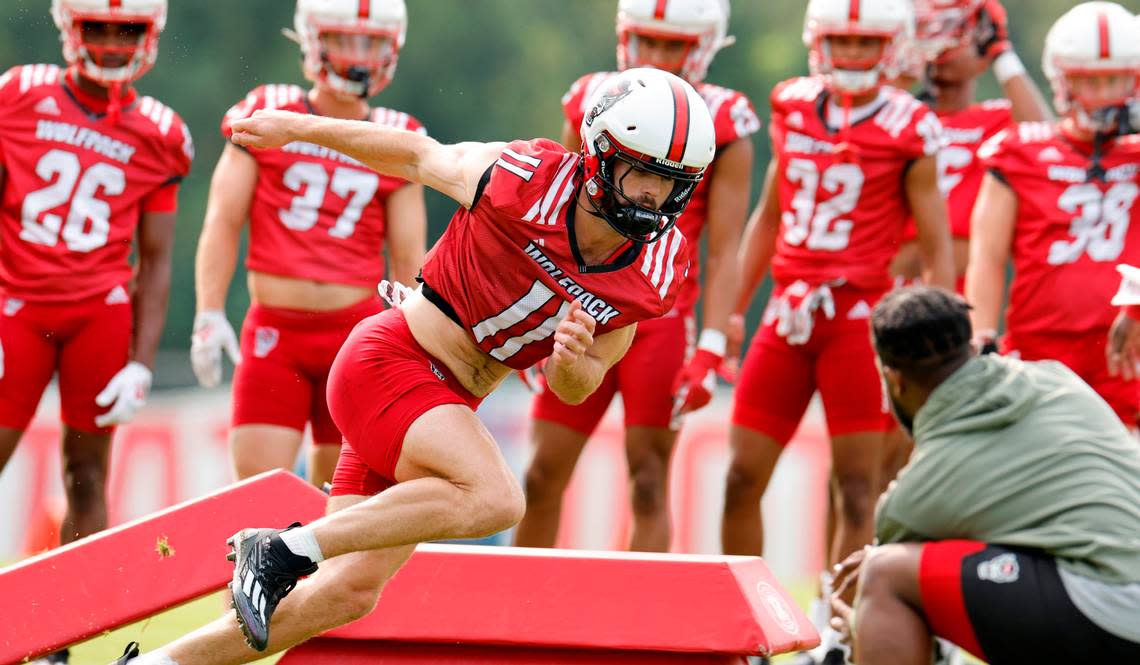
[325,545,818,658]
[0,470,328,663]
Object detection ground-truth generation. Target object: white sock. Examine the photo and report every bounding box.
[134,650,178,665]
[279,525,325,563]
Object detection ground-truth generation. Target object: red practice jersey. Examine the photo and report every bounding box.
[420,139,689,370]
[903,99,1013,241]
[768,76,943,290]
[0,65,193,302]
[561,72,760,313]
[978,123,1140,336]
[221,84,425,288]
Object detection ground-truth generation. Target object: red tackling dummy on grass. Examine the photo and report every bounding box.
[0,470,328,663]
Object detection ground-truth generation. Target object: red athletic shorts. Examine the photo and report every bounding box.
[0,287,131,434]
[231,297,383,444]
[732,284,891,445]
[531,312,692,434]
[327,308,482,497]
[1003,329,1139,426]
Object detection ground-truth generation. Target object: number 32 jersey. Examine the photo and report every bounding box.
[768,77,943,290]
[221,84,425,288]
[978,123,1140,337]
[420,139,689,370]
[0,64,193,302]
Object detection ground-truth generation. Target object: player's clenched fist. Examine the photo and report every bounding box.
[229,109,307,150]
[550,300,596,366]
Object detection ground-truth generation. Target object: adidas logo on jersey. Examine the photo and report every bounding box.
[105,285,130,305]
[1037,146,1063,163]
[34,96,60,116]
[847,300,872,320]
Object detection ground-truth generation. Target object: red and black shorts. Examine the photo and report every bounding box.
[920,541,1140,664]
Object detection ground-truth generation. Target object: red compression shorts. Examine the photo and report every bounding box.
[531,312,692,434]
[326,307,482,497]
[1003,329,1139,427]
[732,284,891,445]
[231,297,383,444]
[0,287,131,434]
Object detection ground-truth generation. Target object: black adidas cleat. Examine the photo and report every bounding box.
[111,642,139,663]
[226,523,318,651]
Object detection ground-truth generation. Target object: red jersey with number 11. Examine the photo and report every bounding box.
[768,77,943,290]
[420,139,689,370]
[0,64,193,302]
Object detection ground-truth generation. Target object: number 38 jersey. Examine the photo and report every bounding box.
[0,64,193,302]
[221,84,425,288]
[768,76,943,290]
[420,139,689,370]
[978,123,1140,337]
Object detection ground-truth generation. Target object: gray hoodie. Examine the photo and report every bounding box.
[876,355,1140,584]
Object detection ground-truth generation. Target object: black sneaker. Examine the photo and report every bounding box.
[226,523,318,651]
[111,642,138,663]
[29,649,69,664]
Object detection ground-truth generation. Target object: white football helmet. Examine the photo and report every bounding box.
[580,68,715,244]
[51,0,167,85]
[616,0,733,84]
[294,0,407,98]
[803,0,916,95]
[913,0,986,62]
[1043,2,1140,131]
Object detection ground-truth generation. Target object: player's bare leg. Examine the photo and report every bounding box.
[162,494,415,665]
[154,403,524,664]
[624,425,677,552]
[851,544,929,665]
[229,425,303,481]
[59,427,112,544]
[829,431,883,566]
[0,426,23,471]
[307,443,341,490]
[513,419,589,548]
[721,425,783,555]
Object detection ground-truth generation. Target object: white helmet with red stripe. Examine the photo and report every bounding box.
[294,0,407,98]
[913,0,987,62]
[51,0,167,85]
[615,0,733,84]
[1043,2,1140,130]
[580,68,715,244]
[803,0,916,95]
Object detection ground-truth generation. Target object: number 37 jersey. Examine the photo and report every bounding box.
[978,123,1140,336]
[420,139,689,370]
[221,84,425,288]
[768,77,943,290]
[0,64,193,302]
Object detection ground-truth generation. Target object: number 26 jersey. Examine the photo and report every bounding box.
[768,76,943,290]
[0,64,193,302]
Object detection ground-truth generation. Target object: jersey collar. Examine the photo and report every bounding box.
[566,202,644,274]
[62,69,138,120]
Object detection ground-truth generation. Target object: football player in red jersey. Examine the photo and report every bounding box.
[514,0,759,553]
[0,2,190,662]
[723,0,954,661]
[190,0,426,489]
[116,68,713,663]
[891,0,1052,289]
[967,1,1140,427]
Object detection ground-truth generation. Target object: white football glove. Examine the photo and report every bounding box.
[377,279,414,308]
[191,310,241,388]
[95,361,153,428]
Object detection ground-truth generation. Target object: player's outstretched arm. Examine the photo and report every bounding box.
[544,301,635,405]
[727,160,781,358]
[134,210,177,370]
[906,155,956,290]
[229,109,504,208]
[964,173,1017,344]
[702,137,753,339]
